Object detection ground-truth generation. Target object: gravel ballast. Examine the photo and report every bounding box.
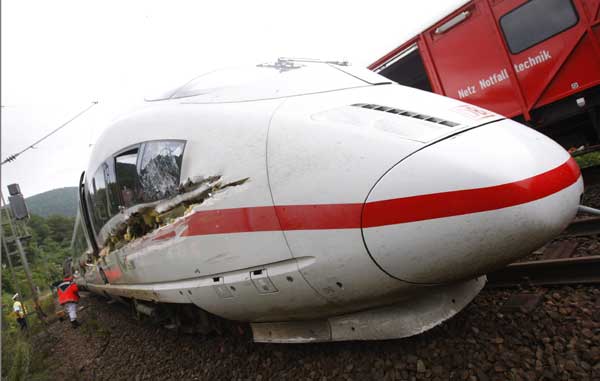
[34,285,599,380]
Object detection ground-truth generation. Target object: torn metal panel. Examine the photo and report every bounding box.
[155,177,222,214]
[103,175,249,252]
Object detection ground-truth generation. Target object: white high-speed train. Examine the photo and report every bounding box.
[74,59,582,343]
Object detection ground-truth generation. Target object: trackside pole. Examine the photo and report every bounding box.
[2,237,27,322]
[0,191,46,321]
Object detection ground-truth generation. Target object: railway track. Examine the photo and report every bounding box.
[560,216,600,237]
[487,216,600,287]
[487,255,600,287]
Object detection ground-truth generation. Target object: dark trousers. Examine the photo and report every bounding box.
[16,317,27,331]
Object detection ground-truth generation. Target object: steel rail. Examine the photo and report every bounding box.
[486,256,600,287]
[560,217,600,237]
[571,144,600,157]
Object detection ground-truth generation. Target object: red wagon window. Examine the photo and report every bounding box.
[500,0,579,54]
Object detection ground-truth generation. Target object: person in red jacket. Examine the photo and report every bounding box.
[56,276,80,328]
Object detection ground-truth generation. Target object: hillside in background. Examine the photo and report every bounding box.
[25,187,78,217]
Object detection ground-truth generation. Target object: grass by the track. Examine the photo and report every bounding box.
[574,151,600,168]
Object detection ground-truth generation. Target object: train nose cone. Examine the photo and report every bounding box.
[362,119,583,284]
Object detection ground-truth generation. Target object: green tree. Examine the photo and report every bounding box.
[46,215,74,244]
[26,215,50,246]
[2,213,76,295]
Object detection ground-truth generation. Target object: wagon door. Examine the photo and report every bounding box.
[422,1,525,118]
[493,0,600,119]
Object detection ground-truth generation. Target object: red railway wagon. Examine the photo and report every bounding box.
[369,0,600,147]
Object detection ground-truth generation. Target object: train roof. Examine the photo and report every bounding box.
[145,59,391,104]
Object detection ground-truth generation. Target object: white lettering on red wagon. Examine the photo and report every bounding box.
[457,85,477,99]
[514,49,552,73]
[479,69,509,90]
[457,50,552,99]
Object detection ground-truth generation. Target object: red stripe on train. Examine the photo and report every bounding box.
[362,157,580,227]
[177,157,580,237]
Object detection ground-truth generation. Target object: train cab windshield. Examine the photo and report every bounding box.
[146,61,390,103]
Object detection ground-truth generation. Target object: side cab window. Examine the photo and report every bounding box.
[115,148,143,208]
[86,140,185,239]
[90,169,105,223]
[89,163,114,232]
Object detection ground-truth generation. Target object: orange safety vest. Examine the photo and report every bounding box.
[57,278,80,305]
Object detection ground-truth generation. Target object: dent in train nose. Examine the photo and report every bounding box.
[361,119,583,284]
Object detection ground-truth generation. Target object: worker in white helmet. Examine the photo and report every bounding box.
[12,293,28,331]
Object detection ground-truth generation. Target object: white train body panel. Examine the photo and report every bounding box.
[363,119,582,283]
[77,61,583,341]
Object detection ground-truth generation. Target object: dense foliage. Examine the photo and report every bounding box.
[574,151,600,168]
[2,214,74,299]
[2,212,75,380]
[25,187,78,218]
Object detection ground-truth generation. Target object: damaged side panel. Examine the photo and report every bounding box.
[79,100,337,322]
[82,101,299,296]
[105,175,248,252]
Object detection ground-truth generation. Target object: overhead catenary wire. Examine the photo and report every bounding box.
[1,101,99,165]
